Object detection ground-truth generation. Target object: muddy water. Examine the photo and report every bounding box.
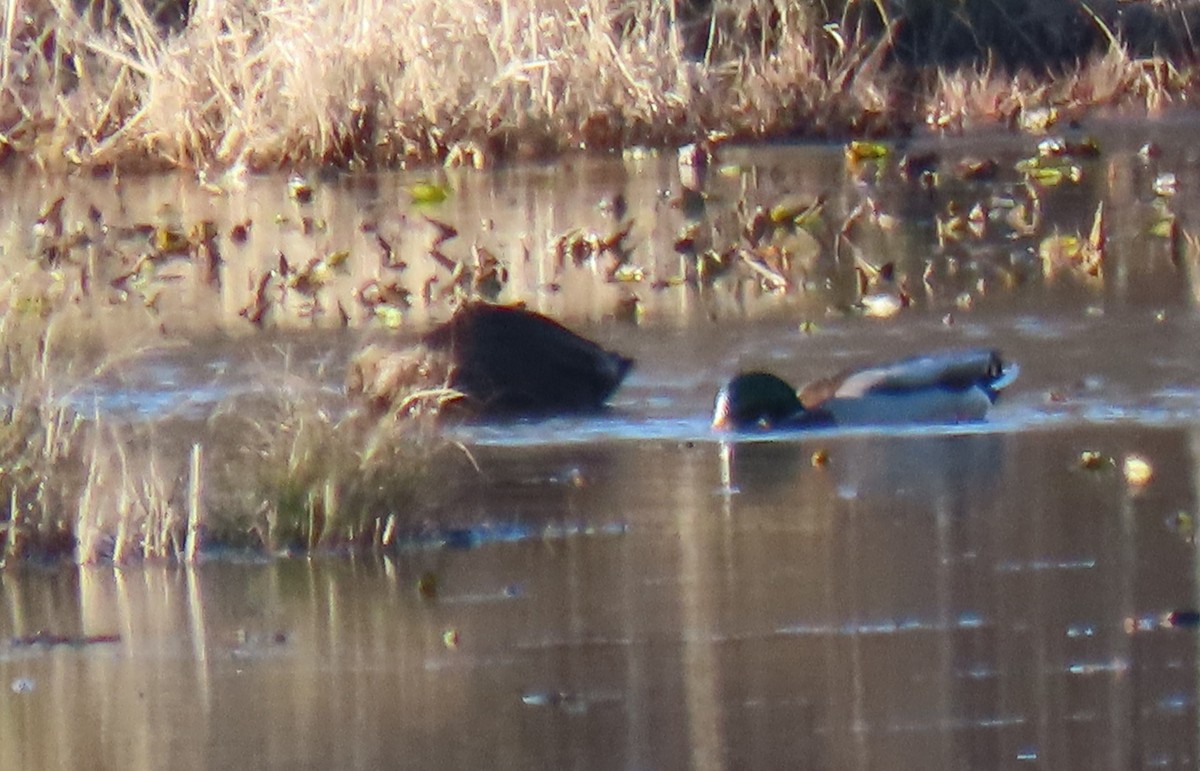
[1,429,1196,769]
[5,114,1200,768]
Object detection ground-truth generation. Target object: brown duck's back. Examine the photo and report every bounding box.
[423,303,633,413]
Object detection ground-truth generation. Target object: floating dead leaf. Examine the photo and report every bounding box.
[845,140,888,162]
[554,228,600,264]
[1152,172,1178,197]
[424,216,458,246]
[597,220,635,255]
[610,264,644,283]
[239,271,276,326]
[36,196,65,235]
[956,158,999,181]
[1078,450,1112,471]
[1039,232,1101,279]
[325,249,351,269]
[937,213,967,245]
[674,224,700,255]
[1122,455,1153,487]
[1018,106,1058,133]
[359,278,412,311]
[1088,202,1106,254]
[1005,200,1040,237]
[286,258,331,295]
[472,247,508,298]
[287,174,314,203]
[1022,162,1082,187]
[191,220,219,244]
[769,195,824,227]
[230,221,251,243]
[152,226,190,255]
[738,248,789,291]
[743,207,770,247]
[697,249,732,283]
[373,305,406,328]
[1037,136,1100,159]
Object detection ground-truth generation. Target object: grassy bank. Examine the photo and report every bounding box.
[3,0,1200,171]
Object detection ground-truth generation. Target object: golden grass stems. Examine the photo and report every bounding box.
[3,1,1199,172]
[0,295,447,563]
[185,442,202,562]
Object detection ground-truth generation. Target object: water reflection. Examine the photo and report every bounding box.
[3,426,1195,769]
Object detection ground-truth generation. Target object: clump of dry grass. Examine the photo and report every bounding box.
[0,293,452,563]
[6,0,1197,172]
[0,309,92,562]
[202,380,449,555]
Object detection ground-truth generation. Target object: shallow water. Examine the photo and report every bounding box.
[2,427,1196,769]
[5,115,1200,768]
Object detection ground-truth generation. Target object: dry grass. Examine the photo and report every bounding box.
[0,300,450,564]
[3,0,1199,171]
[202,377,447,555]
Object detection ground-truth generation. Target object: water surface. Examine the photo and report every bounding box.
[4,115,1200,769]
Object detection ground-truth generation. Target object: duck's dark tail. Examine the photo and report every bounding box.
[984,354,1020,403]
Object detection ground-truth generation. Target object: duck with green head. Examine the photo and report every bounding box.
[712,348,1019,430]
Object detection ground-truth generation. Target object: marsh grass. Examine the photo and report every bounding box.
[203,382,445,555]
[3,1,1200,171]
[0,299,450,563]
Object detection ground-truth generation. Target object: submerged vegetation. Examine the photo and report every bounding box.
[3,0,1200,171]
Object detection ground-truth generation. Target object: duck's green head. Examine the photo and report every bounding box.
[712,372,803,430]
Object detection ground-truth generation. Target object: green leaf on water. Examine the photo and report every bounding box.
[1148,216,1175,238]
[846,140,888,161]
[409,181,449,204]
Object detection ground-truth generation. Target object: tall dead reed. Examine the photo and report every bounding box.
[4,0,1197,172]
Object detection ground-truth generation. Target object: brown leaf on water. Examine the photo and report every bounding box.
[230,220,251,243]
[597,220,634,255]
[424,216,458,247]
[1078,450,1112,471]
[425,247,456,272]
[376,234,405,269]
[36,197,66,235]
[956,158,999,181]
[239,272,275,326]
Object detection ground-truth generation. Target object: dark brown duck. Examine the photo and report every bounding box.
[348,302,634,418]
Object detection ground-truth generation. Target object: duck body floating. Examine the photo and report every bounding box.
[712,348,1019,431]
[424,302,634,414]
[348,303,634,418]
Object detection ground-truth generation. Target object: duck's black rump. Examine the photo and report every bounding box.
[422,303,633,414]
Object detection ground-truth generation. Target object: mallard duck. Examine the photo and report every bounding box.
[348,302,634,417]
[712,348,1019,430]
